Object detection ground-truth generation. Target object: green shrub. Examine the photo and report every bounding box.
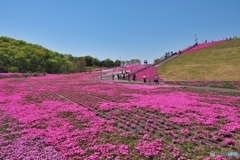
[8,66,19,73]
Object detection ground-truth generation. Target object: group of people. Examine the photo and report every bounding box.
[143,74,159,84]
[112,71,129,80]
[23,73,40,77]
[112,72,159,84]
[22,71,45,77]
[112,71,138,81]
[165,51,177,59]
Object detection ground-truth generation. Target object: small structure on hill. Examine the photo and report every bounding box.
[144,60,148,65]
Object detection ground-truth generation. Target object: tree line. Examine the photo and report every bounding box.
[0,37,141,73]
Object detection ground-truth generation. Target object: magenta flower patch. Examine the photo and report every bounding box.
[0,72,239,159]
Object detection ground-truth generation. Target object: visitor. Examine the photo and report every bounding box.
[112,73,114,80]
[128,74,130,81]
[154,75,159,84]
[133,74,136,81]
[117,74,119,80]
[143,74,146,83]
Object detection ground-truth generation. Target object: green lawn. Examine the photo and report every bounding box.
[158,38,240,81]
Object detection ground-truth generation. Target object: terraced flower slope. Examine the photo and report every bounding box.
[0,73,239,159]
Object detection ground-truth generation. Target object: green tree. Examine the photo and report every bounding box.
[104,58,114,68]
[114,59,121,67]
[75,57,86,72]
[92,58,100,67]
[8,66,19,73]
[0,36,124,73]
[84,55,93,67]
[121,60,125,66]
[154,58,160,63]
[14,51,28,71]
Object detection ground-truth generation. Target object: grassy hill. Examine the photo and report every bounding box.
[158,38,240,81]
[0,36,77,73]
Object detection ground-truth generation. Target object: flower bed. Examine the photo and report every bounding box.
[135,67,162,82]
[113,64,145,72]
[184,40,227,54]
[0,73,239,159]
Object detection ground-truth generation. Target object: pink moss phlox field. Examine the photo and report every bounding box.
[136,136,163,158]
[114,64,145,72]
[0,72,240,159]
[184,40,227,54]
[0,73,23,79]
[135,67,162,82]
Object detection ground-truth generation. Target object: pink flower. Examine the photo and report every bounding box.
[118,145,129,156]
[223,138,235,145]
[143,134,150,140]
[136,139,162,158]
[180,129,190,135]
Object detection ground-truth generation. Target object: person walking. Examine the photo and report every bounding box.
[112,73,114,80]
[143,74,146,83]
[154,75,159,84]
[133,74,136,81]
[25,72,28,78]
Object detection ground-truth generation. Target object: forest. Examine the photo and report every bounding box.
[0,36,141,73]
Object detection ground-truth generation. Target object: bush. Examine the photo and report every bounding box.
[8,66,19,73]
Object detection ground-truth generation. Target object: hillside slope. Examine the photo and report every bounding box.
[0,36,76,73]
[157,38,240,81]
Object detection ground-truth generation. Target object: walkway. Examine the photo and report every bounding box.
[100,75,240,93]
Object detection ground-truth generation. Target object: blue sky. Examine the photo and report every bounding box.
[1,0,239,63]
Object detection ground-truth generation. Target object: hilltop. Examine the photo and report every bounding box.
[157,38,240,81]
